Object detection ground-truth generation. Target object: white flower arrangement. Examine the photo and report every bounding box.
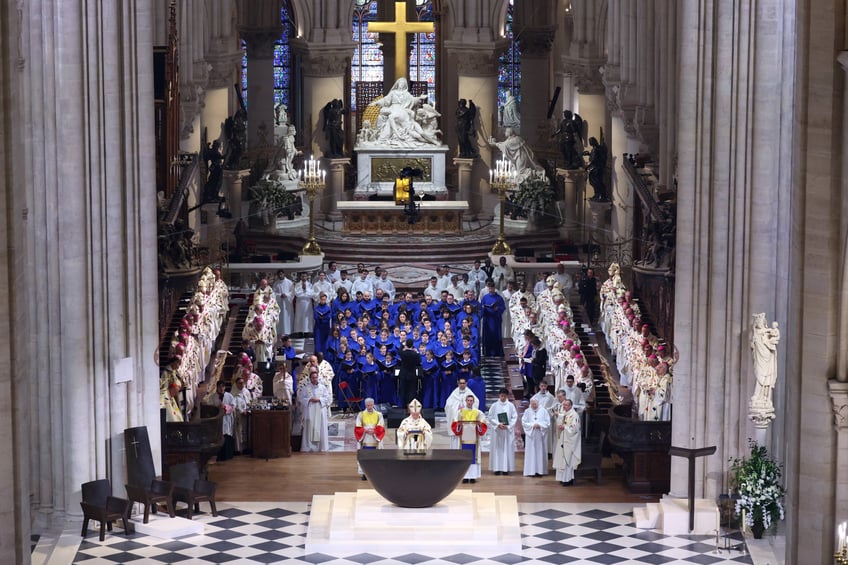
[730,439,786,531]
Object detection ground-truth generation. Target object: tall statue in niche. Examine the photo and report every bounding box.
[749,313,780,413]
[322,99,346,158]
[553,110,585,169]
[584,135,609,202]
[456,99,478,158]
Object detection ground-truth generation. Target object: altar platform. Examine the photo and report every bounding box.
[337,201,468,235]
[306,488,522,558]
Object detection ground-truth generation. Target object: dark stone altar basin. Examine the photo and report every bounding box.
[606,405,671,493]
[357,449,472,508]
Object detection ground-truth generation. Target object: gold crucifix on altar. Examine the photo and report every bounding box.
[368,1,435,82]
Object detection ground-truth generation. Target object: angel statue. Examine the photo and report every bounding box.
[552,110,585,169]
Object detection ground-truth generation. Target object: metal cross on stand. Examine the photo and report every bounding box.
[668,445,717,533]
[129,437,141,459]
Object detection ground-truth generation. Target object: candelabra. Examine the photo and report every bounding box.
[836,521,847,565]
[299,156,326,256]
[489,159,517,255]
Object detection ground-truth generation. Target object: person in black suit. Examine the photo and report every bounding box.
[398,338,422,407]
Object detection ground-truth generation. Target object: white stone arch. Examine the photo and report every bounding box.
[287,0,357,42]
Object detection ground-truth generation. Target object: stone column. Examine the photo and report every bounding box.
[203,36,243,142]
[445,45,502,221]
[515,28,556,152]
[6,0,160,545]
[673,1,799,546]
[241,30,278,149]
[291,44,352,161]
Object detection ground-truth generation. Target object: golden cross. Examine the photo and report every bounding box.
[367,1,434,82]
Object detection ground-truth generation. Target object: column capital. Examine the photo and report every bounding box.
[206,38,243,89]
[562,57,606,95]
[515,27,556,57]
[240,29,281,58]
[829,380,848,431]
[290,40,355,78]
[445,42,504,77]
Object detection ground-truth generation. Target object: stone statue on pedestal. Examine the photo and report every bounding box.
[584,136,609,202]
[553,110,585,169]
[488,128,545,183]
[361,77,440,147]
[749,313,780,428]
[322,99,346,158]
[500,91,520,131]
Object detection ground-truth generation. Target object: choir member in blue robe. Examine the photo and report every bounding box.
[359,352,379,407]
[420,349,440,409]
[419,318,436,338]
[459,351,485,411]
[439,351,458,408]
[443,294,462,317]
[365,326,379,350]
[332,290,355,320]
[379,351,399,406]
[340,349,361,400]
[416,331,435,353]
[436,309,454,333]
[433,335,454,361]
[313,293,333,355]
[480,280,506,357]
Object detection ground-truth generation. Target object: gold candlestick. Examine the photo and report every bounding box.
[300,179,325,255]
[490,179,514,255]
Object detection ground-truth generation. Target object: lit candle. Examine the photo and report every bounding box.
[742,509,746,533]
[716,507,720,534]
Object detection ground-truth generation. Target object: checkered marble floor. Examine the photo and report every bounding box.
[64,502,753,565]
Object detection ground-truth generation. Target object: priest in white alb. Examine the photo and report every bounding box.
[299,369,330,452]
[451,394,487,483]
[444,377,479,449]
[487,388,517,476]
[522,398,550,477]
[355,397,386,479]
[531,380,558,455]
[553,399,582,486]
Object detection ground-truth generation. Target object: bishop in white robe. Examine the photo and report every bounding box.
[397,400,433,452]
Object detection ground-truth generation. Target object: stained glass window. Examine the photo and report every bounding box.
[409,0,436,106]
[241,2,295,109]
[498,0,521,108]
[351,0,383,111]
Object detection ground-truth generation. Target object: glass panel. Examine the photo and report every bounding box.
[351,0,383,111]
[242,2,294,109]
[498,0,521,109]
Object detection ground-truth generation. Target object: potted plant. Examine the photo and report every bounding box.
[513,176,558,229]
[248,177,301,226]
[730,439,785,539]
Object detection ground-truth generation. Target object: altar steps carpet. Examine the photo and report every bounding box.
[62,501,753,565]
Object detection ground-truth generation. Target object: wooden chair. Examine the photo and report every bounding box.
[80,479,130,541]
[338,380,362,416]
[125,479,175,524]
[169,462,218,520]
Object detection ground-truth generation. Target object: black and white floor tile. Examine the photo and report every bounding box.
[61,502,753,565]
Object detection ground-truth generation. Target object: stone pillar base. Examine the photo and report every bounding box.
[321,157,351,222]
[453,157,476,220]
[223,168,251,220]
[557,167,587,240]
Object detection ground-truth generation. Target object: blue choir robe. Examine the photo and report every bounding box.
[466,373,486,413]
[433,342,455,361]
[332,297,356,320]
[445,302,462,317]
[480,291,506,357]
[340,358,361,401]
[436,316,455,333]
[420,355,440,409]
[379,358,399,406]
[359,361,380,406]
[313,303,333,354]
[365,332,379,350]
[439,358,458,408]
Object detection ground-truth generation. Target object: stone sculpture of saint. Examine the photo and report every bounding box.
[456,99,478,158]
[488,128,545,183]
[553,110,585,169]
[750,313,780,409]
[322,99,345,158]
[501,91,520,131]
[585,136,609,202]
